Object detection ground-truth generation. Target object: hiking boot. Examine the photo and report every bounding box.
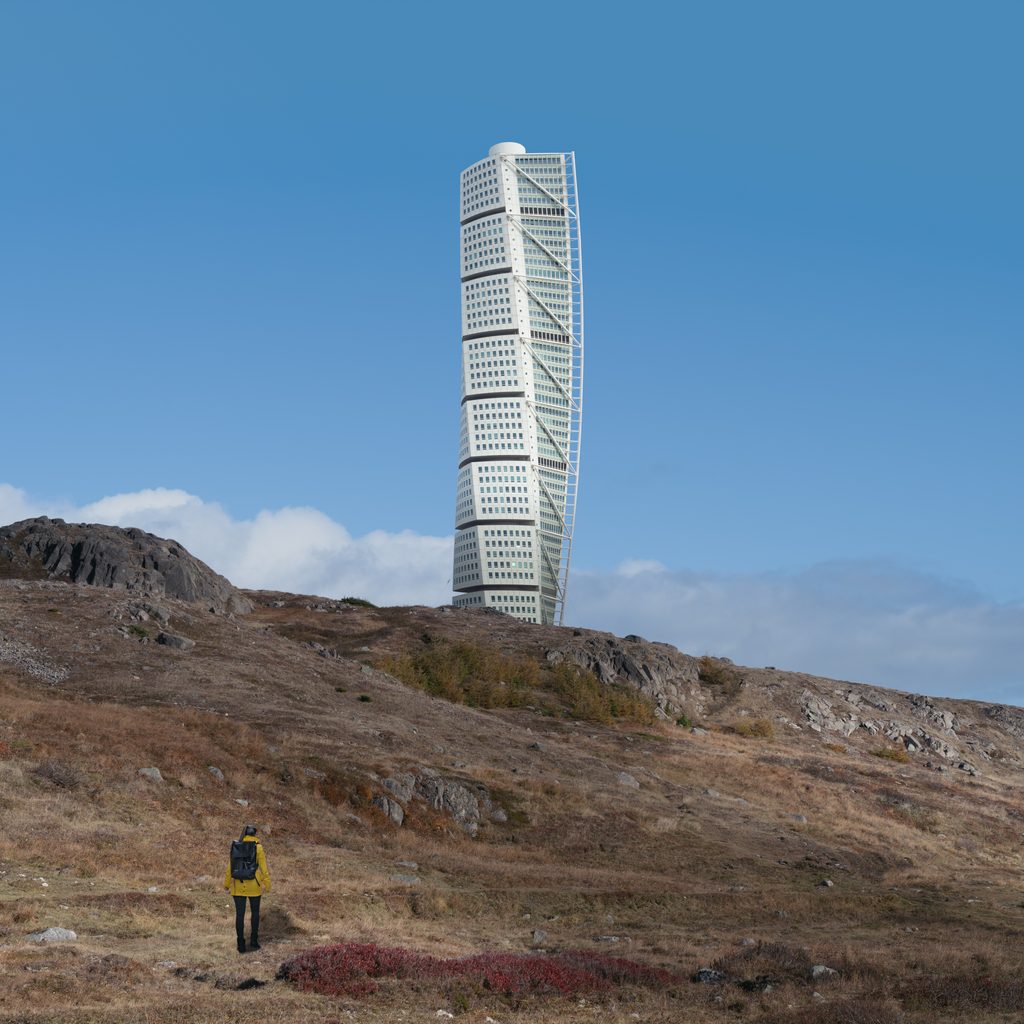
[249,940,261,951]
[237,942,248,954]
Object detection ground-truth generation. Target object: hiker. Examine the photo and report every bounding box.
[224,824,271,953]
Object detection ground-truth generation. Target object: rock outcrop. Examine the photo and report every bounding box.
[545,634,700,717]
[0,518,251,614]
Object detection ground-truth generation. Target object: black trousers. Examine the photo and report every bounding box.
[233,895,261,946]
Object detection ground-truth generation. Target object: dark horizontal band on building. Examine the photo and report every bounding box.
[460,206,506,226]
[455,518,536,529]
[462,328,520,341]
[455,584,541,594]
[459,454,530,469]
[461,267,511,283]
[461,390,525,406]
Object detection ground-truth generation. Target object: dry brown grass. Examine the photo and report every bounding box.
[2,583,1024,1022]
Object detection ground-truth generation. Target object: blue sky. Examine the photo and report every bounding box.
[1,3,1021,699]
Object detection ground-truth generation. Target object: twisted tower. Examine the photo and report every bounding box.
[452,142,584,625]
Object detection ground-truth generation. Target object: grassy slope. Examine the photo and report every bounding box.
[1,582,1024,1022]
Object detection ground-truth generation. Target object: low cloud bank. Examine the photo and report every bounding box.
[1,484,1021,703]
[570,562,1024,704]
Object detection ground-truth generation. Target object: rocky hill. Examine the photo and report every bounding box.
[0,517,251,614]
[1,521,1023,1024]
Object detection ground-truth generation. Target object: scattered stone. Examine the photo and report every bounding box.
[531,928,548,947]
[27,927,77,943]
[156,632,195,651]
[740,938,756,947]
[691,727,708,736]
[235,799,249,807]
[789,814,808,823]
[693,968,726,984]
[360,665,373,675]
[811,965,838,979]
[595,935,622,942]
[702,788,719,798]
[214,974,266,990]
[489,808,508,823]
[372,795,405,826]
[303,768,327,781]
[394,860,418,870]
[156,960,178,969]
[138,767,164,783]
[391,873,420,885]
[820,878,834,888]
[207,766,224,782]
[617,772,640,789]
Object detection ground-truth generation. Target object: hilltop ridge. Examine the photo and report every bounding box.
[1,520,1023,1023]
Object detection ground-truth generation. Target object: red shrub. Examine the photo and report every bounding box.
[277,942,678,999]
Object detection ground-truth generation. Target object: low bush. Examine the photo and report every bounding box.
[377,641,655,725]
[278,941,678,999]
[33,759,85,790]
[870,747,910,763]
[340,597,376,608]
[732,718,774,739]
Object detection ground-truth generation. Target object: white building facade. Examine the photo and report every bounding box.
[452,142,584,625]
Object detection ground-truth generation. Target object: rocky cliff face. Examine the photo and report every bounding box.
[0,517,251,614]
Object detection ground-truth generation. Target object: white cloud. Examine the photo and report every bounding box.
[0,484,453,608]
[2,484,1022,703]
[568,561,1024,705]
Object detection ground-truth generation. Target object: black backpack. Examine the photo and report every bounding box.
[230,839,258,881]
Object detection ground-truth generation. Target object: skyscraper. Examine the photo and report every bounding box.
[452,142,584,626]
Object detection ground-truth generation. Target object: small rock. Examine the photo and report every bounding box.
[489,808,508,823]
[235,799,249,807]
[531,928,548,947]
[811,965,838,979]
[691,727,709,736]
[595,935,621,942]
[740,938,757,947]
[360,665,373,675]
[156,960,178,969]
[693,968,726,984]
[702,787,719,797]
[617,772,640,789]
[820,878,834,888]
[373,795,405,826]
[138,767,164,783]
[390,873,419,885]
[303,768,327,781]
[27,927,77,943]
[194,875,212,883]
[435,1010,454,1019]
[789,814,808,823]
[148,886,158,893]
[207,765,225,782]
[156,632,195,651]
[528,742,543,751]
[394,860,418,871]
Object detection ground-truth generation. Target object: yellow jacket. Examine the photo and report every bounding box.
[224,835,271,897]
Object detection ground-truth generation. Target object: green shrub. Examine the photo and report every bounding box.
[676,714,692,729]
[340,597,376,608]
[376,641,656,725]
[870,746,910,763]
[357,694,372,702]
[732,718,774,739]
